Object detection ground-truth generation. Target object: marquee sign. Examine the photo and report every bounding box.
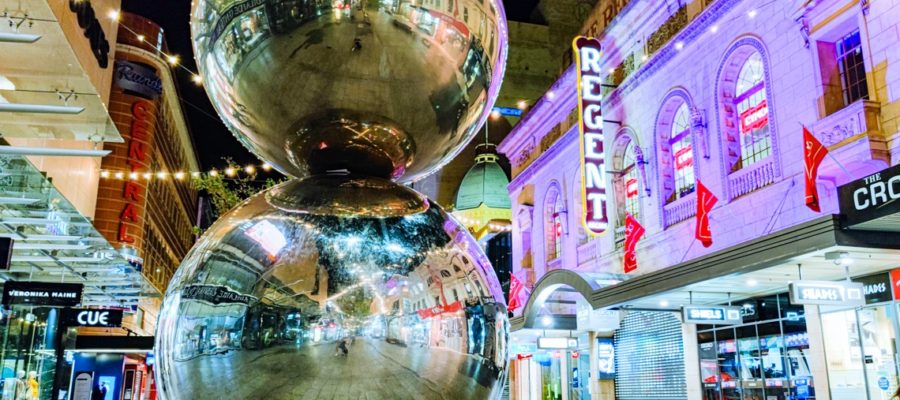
[114,61,163,100]
[838,163,900,228]
[573,36,609,236]
[117,100,155,244]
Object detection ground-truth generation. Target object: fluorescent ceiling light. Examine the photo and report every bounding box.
[0,32,41,43]
[0,75,14,91]
[0,103,85,114]
[0,146,110,157]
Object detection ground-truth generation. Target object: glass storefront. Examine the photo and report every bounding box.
[822,303,898,399]
[698,293,815,400]
[0,307,63,400]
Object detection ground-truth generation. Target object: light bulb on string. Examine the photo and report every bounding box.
[224,167,236,177]
[245,165,256,174]
[209,169,219,177]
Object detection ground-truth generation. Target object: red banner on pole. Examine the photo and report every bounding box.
[803,126,828,212]
[623,213,645,273]
[695,180,718,248]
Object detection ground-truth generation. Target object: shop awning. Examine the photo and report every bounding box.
[0,0,122,142]
[511,216,900,331]
[837,163,900,232]
[0,153,160,307]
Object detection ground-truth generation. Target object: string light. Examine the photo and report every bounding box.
[224,167,236,177]
[261,163,272,172]
[136,34,145,42]
[166,55,179,66]
[191,74,203,85]
[244,165,256,174]
[107,10,120,21]
[209,169,218,177]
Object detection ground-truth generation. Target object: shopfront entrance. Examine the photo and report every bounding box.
[512,345,591,400]
[820,271,900,400]
[697,293,815,400]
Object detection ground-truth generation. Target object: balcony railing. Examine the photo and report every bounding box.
[728,157,777,200]
[812,100,882,148]
[577,241,597,265]
[663,192,697,227]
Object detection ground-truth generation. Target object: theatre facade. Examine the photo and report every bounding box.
[497,0,900,399]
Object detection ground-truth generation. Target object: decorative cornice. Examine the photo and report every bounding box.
[508,125,579,192]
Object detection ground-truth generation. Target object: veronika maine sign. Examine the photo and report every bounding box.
[181,284,257,306]
[573,36,609,236]
[2,281,83,307]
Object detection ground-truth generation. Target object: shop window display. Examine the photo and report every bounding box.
[698,293,814,400]
[0,307,62,400]
[822,304,899,399]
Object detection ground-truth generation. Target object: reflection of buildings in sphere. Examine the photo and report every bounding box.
[190,0,508,181]
[155,176,508,399]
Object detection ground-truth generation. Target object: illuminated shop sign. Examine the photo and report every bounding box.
[838,163,900,227]
[682,306,743,325]
[625,178,638,198]
[68,0,110,68]
[537,337,578,349]
[2,281,83,307]
[117,100,155,244]
[739,99,768,133]
[788,280,865,307]
[114,61,163,100]
[492,106,523,117]
[64,308,124,328]
[596,338,615,380]
[573,36,609,236]
[853,273,892,304]
[674,145,693,171]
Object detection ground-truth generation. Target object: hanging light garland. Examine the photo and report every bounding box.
[98,162,275,181]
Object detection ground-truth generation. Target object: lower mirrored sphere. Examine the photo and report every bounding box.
[155,175,509,400]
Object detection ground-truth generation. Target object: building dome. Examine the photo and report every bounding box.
[455,144,512,211]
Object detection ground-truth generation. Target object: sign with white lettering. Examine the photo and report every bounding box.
[537,337,578,350]
[2,281,83,306]
[64,308,124,328]
[838,163,900,228]
[854,273,891,304]
[682,306,743,325]
[573,36,609,236]
[789,280,865,306]
[114,61,162,100]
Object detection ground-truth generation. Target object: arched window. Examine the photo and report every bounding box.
[670,103,695,200]
[735,52,770,168]
[545,186,564,261]
[613,132,642,229]
[621,142,640,220]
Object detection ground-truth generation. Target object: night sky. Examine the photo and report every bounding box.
[121,0,535,170]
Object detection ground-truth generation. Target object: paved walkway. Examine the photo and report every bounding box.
[166,338,499,399]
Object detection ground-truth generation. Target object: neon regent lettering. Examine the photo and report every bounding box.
[574,36,609,236]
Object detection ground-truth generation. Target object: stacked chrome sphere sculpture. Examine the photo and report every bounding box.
[155,1,509,399]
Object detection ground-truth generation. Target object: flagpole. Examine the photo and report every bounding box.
[800,122,853,180]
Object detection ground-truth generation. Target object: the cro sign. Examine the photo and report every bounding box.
[573,36,609,236]
[65,309,124,328]
[838,163,900,227]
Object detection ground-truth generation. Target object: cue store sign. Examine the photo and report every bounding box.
[789,280,865,307]
[2,281,84,307]
[64,308,124,328]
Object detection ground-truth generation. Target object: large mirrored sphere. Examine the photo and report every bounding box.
[155,175,509,399]
[191,0,508,182]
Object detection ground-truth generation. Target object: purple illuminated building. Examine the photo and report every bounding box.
[498,0,900,399]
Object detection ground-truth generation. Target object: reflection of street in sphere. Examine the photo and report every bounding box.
[155,176,510,399]
[190,0,508,182]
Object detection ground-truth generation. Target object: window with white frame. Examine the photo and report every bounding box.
[545,188,564,261]
[670,103,695,200]
[836,30,868,106]
[621,141,640,221]
[734,52,771,171]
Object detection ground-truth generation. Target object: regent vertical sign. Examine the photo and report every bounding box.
[573,37,609,236]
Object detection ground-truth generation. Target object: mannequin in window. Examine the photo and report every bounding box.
[13,370,25,400]
[24,372,36,400]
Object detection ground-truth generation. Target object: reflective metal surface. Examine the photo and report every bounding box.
[155,175,509,399]
[191,0,508,182]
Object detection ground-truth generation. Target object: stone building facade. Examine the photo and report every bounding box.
[498,0,900,399]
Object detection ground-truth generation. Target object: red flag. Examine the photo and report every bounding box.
[508,274,529,312]
[695,180,718,248]
[623,213,645,273]
[803,126,829,212]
